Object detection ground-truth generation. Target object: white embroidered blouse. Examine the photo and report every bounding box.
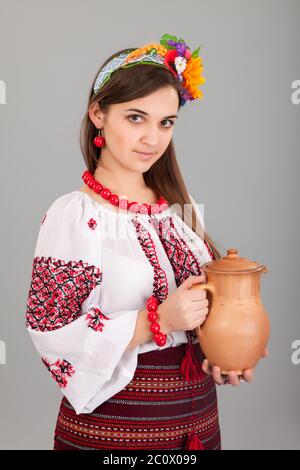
[25,190,213,415]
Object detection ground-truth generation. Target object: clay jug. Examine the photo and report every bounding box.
[191,248,270,374]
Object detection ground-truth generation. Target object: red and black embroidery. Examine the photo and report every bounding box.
[41,213,47,225]
[87,218,97,230]
[42,357,75,388]
[85,307,109,332]
[26,257,102,332]
[204,240,215,260]
[149,215,202,287]
[131,217,169,304]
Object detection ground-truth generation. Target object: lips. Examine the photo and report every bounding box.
[134,150,155,155]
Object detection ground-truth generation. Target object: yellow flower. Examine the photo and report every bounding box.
[182,57,206,99]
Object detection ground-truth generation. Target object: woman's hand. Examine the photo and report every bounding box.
[158,273,209,334]
[202,347,269,386]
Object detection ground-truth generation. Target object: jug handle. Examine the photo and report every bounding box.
[194,282,215,338]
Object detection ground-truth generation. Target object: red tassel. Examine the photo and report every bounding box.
[180,342,205,382]
[185,431,205,450]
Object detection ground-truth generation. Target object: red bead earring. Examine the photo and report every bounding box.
[93,128,106,147]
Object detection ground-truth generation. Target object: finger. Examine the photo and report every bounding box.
[180,275,205,291]
[189,290,209,307]
[189,274,206,286]
[189,290,207,301]
[212,366,225,385]
[194,315,208,329]
[202,359,212,375]
[228,371,240,386]
[242,369,254,382]
[192,308,209,321]
[195,318,208,331]
[191,307,209,319]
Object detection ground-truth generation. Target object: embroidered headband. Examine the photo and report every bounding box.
[93,33,206,107]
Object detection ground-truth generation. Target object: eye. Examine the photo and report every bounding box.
[128,114,143,123]
[127,114,175,128]
[161,119,175,128]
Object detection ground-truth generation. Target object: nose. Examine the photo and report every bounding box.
[141,124,159,146]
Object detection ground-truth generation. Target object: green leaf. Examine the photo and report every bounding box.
[191,45,203,57]
[160,33,178,49]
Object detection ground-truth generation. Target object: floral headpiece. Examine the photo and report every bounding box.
[93,33,206,106]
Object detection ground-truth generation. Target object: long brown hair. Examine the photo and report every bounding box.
[80,48,222,261]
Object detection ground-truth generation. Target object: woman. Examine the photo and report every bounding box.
[25,34,268,451]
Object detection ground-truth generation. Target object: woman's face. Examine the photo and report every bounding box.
[90,86,179,172]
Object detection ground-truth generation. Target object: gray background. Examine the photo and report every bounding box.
[0,0,299,450]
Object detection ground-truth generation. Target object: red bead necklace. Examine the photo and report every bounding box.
[82,170,169,215]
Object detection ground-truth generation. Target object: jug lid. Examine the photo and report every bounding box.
[203,248,265,273]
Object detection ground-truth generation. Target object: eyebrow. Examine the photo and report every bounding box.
[123,108,178,119]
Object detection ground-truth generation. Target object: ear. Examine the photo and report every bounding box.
[88,101,105,128]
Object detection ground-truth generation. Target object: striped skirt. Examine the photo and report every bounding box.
[53,342,221,450]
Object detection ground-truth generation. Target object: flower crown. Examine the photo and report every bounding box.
[93,33,206,106]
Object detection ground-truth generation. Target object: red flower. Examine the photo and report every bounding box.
[85,307,109,332]
[42,357,75,388]
[164,49,179,77]
[88,218,97,230]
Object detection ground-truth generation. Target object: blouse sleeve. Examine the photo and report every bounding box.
[25,193,140,415]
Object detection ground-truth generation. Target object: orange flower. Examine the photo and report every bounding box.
[182,57,206,99]
[124,44,168,63]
